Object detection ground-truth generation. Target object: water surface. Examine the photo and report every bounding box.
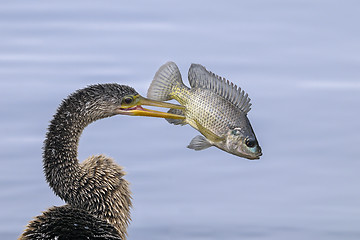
[1,1,359,239]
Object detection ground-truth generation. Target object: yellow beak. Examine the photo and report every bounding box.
[117,96,185,119]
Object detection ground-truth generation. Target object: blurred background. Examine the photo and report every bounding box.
[0,0,359,239]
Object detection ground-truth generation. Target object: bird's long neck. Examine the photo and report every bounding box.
[43,93,95,202]
[43,89,131,239]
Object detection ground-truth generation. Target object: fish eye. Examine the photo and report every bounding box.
[123,96,134,104]
[245,138,256,148]
[231,129,241,136]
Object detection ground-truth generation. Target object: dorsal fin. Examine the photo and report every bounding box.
[188,64,252,114]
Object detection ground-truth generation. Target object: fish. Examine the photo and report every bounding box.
[147,62,262,160]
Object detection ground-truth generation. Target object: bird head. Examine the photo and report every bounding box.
[76,84,184,120]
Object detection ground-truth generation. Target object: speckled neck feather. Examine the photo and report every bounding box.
[43,84,136,239]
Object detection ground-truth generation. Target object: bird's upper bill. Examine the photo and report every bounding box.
[116,95,185,119]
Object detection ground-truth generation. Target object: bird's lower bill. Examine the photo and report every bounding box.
[119,105,185,119]
[116,97,185,119]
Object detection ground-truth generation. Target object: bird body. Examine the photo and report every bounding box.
[19,84,184,240]
[20,205,122,240]
[147,62,262,159]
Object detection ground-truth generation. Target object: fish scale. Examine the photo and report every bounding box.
[185,89,238,136]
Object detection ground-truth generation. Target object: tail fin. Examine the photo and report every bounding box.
[147,61,183,101]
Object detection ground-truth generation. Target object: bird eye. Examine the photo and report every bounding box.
[123,96,133,104]
[245,138,256,148]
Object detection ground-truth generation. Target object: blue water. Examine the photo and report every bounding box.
[1,1,359,239]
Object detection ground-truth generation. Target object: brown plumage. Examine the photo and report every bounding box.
[19,84,184,240]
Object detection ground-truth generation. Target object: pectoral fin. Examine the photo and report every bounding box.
[187,135,212,151]
[194,120,224,143]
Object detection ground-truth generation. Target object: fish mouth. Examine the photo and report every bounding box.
[240,144,262,160]
[238,149,262,160]
[116,96,185,119]
[247,152,262,160]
